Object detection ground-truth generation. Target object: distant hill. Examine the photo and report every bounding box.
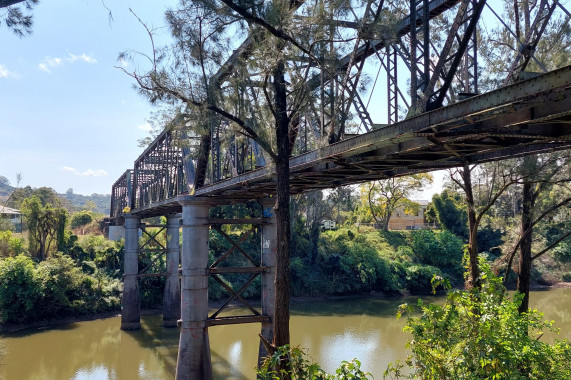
[61,190,111,215]
[0,175,15,199]
[0,175,111,215]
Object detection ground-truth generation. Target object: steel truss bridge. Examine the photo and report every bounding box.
[110,0,571,221]
[108,0,571,378]
[110,65,571,220]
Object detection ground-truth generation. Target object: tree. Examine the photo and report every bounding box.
[328,186,356,225]
[21,195,67,261]
[500,153,571,313]
[70,210,93,230]
[479,0,570,91]
[449,161,524,289]
[0,0,38,37]
[366,174,433,231]
[477,0,571,313]
[430,190,468,239]
[121,0,379,354]
[291,191,331,264]
[6,186,59,210]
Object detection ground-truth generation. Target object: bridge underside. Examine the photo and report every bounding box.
[130,66,571,219]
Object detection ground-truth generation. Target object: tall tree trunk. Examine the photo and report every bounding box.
[272,59,291,349]
[462,164,480,289]
[518,180,535,313]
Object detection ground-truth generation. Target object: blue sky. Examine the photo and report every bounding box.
[1,1,177,195]
[1,0,445,199]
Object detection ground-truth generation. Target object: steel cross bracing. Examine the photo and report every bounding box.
[109,0,571,222]
[207,217,271,327]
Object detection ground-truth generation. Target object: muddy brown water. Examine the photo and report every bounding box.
[1,288,570,379]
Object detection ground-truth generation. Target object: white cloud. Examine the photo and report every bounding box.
[38,56,63,73]
[138,122,152,132]
[62,166,108,177]
[0,64,15,78]
[67,53,97,64]
[38,53,97,73]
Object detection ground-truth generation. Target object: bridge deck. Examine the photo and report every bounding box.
[131,65,571,219]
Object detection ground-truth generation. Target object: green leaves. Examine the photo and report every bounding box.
[0,254,122,323]
[257,345,372,380]
[386,260,571,379]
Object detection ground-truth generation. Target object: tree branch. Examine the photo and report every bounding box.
[532,230,571,261]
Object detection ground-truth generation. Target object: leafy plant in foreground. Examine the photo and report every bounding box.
[385,260,571,379]
[257,345,372,380]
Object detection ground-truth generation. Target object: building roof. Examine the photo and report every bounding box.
[0,205,21,215]
[411,200,429,206]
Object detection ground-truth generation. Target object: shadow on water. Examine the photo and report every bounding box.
[0,320,80,338]
[211,349,250,380]
[124,314,180,377]
[291,294,437,317]
[125,314,250,380]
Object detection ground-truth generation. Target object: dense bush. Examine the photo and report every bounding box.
[0,255,42,323]
[554,242,571,263]
[0,254,121,323]
[0,230,25,258]
[70,210,93,229]
[386,261,571,379]
[409,230,463,276]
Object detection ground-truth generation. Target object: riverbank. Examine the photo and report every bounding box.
[3,282,570,335]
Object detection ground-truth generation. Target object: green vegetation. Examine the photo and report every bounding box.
[257,345,372,380]
[289,226,464,297]
[385,261,571,379]
[0,253,121,324]
[0,184,123,325]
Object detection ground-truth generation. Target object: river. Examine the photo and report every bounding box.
[1,288,570,379]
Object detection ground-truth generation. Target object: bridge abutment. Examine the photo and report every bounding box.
[176,196,213,380]
[163,213,181,327]
[121,214,141,330]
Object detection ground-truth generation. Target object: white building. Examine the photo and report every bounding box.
[0,205,22,231]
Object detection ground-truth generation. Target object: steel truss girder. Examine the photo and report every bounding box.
[110,169,133,221]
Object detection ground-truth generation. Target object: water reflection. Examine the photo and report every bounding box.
[1,289,570,379]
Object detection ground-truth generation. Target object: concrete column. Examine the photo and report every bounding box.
[121,214,141,330]
[175,196,213,380]
[258,198,277,363]
[163,213,181,327]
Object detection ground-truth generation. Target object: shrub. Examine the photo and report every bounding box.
[0,230,26,258]
[70,211,93,229]
[410,230,463,274]
[0,253,122,323]
[386,261,571,379]
[554,242,571,263]
[0,255,42,323]
[36,253,86,317]
[257,345,372,380]
[404,265,442,294]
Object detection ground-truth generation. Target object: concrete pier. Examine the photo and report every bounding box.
[175,196,213,380]
[258,198,277,363]
[121,214,141,330]
[163,213,181,327]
